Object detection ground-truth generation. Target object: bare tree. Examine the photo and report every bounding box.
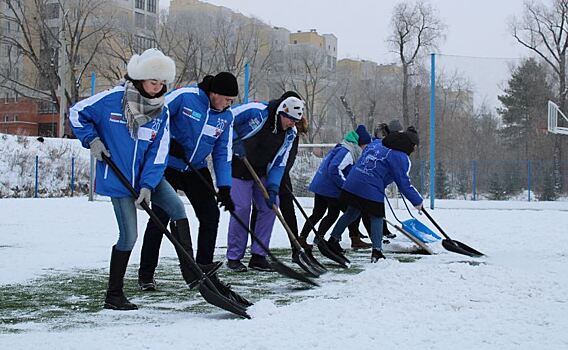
[276,44,338,143]
[0,0,116,109]
[512,0,568,192]
[387,0,446,128]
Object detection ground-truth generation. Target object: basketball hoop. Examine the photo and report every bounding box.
[548,101,568,135]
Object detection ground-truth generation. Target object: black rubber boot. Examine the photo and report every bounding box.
[371,249,386,263]
[170,218,199,285]
[104,246,138,311]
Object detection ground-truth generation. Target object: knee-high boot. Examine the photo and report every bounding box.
[104,245,138,310]
[170,218,199,285]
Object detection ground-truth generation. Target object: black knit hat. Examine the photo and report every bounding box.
[210,72,238,97]
[405,125,419,145]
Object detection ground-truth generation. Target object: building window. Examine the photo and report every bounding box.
[146,16,156,31]
[45,3,59,19]
[135,12,145,29]
[147,0,156,13]
[135,0,145,10]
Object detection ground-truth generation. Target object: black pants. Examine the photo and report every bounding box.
[298,193,363,239]
[139,167,220,280]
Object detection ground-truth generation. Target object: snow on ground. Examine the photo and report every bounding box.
[1,197,568,349]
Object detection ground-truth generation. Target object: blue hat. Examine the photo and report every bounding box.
[355,125,372,145]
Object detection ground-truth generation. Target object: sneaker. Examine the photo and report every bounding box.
[138,278,156,292]
[248,254,274,272]
[371,249,386,263]
[227,259,248,272]
[326,237,345,255]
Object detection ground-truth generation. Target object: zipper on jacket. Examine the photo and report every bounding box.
[104,164,109,179]
[189,107,210,163]
[131,140,138,189]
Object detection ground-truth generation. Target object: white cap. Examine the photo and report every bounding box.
[127,48,176,83]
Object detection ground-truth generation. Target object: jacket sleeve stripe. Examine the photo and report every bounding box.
[69,86,124,128]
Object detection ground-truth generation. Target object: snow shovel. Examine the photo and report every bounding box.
[399,196,441,243]
[186,163,319,287]
[242,157,325,278]
[401,218,442,244]
[421,208,484,257]
[285,185,351,268]
[103,155,251,319]
[383,218,433,255]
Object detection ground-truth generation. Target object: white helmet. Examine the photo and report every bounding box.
[276,97,305,121]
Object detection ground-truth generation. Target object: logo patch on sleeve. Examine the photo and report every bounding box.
[183,107,202,121]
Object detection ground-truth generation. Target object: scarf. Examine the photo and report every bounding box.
[122,80,165,139]
[341,131,362,161]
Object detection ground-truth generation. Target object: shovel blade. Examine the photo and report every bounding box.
[304,247,328,273]
[270,258,320,287]
[316,241,351,268]
[198,282,251,319]
[294,251,323,277]
[442,239,484,257]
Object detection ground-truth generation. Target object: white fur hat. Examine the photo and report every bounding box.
[127,48,176,83]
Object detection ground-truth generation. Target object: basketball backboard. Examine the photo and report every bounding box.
[548,101,568,135]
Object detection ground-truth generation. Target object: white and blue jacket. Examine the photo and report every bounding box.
[231,101,297,191]
[70,85,170,198]
[165,85,233,187]
[343,139,422,206]
[309,144,355,198]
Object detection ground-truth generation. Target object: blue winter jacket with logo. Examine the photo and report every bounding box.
[343,139,422,206]
[309,144,355,198]
[165,85,233,187]
[230,101,297,191]
[69,85,170,198]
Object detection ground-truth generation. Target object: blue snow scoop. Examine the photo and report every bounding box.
[401,218,442,243]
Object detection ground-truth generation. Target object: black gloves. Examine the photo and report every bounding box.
[217,186,235,212]
[233,140,246,158]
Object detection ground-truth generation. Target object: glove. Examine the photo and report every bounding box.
[265,187,278,209]
[89,137,110,161]
[233,140,246,158]
[217,186,235,212]
[135,188,151,210]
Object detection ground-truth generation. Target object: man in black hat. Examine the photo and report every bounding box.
[137,72,242,298]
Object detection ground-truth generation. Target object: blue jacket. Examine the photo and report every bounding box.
[343,139,422,206]
[165,85,233,187]
[231,101,297,191]
[69,85,170,197]
[309,144,355,198]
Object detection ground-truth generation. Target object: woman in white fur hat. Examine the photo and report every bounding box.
[70,48,188,311]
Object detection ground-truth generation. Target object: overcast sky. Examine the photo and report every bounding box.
[160,0,534,107]
[162,0,529,63]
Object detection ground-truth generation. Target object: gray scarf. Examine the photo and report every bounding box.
[122,80,165,139]
[341,140,362,161]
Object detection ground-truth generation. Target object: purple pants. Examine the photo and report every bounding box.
[226,177,278,260]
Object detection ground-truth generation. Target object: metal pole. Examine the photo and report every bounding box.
[420,160,425,195]
[35,156,39,198]
[472,160,477,201]
[527,160,532,202]
[244,63,250,103]
[429,53,436,209]
[88,72,96,201]
[57,11,68,138]
[71,157,75,197]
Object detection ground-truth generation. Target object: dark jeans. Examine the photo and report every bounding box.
[298,193,363,240]
[139,167,220,281]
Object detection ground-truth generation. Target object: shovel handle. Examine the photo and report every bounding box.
[421,208,451,241]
